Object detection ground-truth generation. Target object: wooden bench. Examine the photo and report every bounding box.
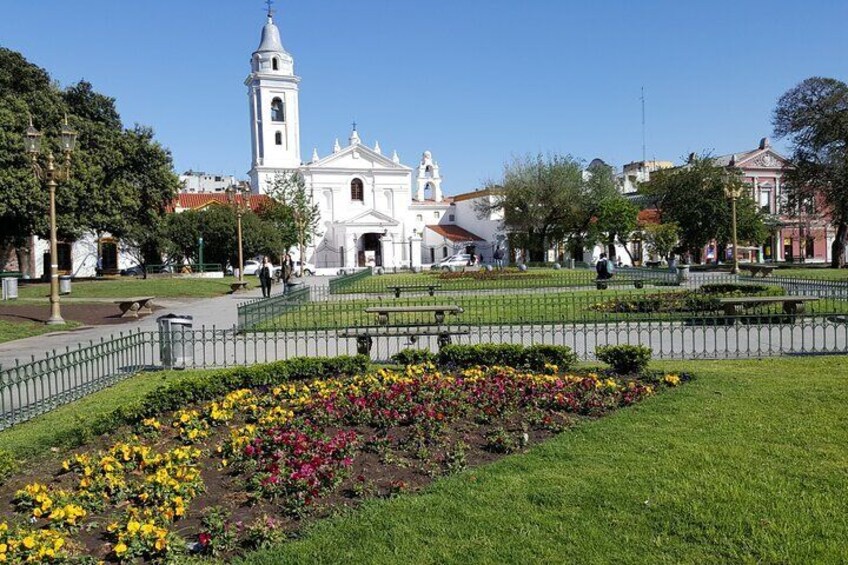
[114,296,155,318]
[740,264,776,278]
[717,296,819,316]
[364,305,464,325]
[595,278,644,290]
[338,325,472,355]
[230,281,249,293]
[386,284,441,298]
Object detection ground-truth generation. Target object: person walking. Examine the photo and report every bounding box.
[258,256,273,298]
[493,246,504,270]
[596,253,614,280]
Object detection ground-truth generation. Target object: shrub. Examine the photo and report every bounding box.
[522,345,578,371]
[596,345,652,374]
[700,283,782,296]
[391,348,436,366]
[0,449,18,482]
[438,344,525,368]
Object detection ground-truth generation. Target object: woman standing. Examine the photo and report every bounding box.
[258,256,273,298]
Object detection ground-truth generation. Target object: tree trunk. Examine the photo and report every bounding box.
[832,221,847,268]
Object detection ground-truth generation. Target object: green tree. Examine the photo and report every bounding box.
[643,222,680,262]
[773,77,848,267]
[639,155,767,261]
[480,154,586,262]
[255,199,298,263]
[267,172,320,274]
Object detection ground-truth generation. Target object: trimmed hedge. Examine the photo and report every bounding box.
[390,349,437,366]
[437,344,577,372]
[596,345,652,374]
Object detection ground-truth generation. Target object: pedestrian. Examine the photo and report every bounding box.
[596,253,614,280]
[95,256,103,278]
[493,246,504,270]
[283,253,293,285]
[258,256,273,298]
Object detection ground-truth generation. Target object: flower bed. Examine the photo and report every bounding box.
[0,361,687,562]
[590,284,783,315]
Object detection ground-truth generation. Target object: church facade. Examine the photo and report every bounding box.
[245,14,500,270]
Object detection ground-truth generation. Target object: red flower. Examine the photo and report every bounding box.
[198,532,212,547]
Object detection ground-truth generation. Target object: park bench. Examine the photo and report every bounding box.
[595,278,644,290]
[386,284,441,298]
[717,296,819,316]
[113,296,155,318]
[364,305,464,325]
[338,325,471,355]
[230,281,249,293]
[740,264,776,278]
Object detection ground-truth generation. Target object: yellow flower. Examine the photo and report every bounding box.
[664,374,681,386]
[22,536,35,549]
[154,537,168,551]
[114,541,128,555]
[127,520,141,534]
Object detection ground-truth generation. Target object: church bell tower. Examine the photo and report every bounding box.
[246,8,301,193]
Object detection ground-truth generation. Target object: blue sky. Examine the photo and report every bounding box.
[2,0,847,193]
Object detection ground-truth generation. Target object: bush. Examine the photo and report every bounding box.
[438,344,525,369]
[391,348,436,366]
[0,449,18,482]
[437,344,577,372]
[596,345,652,374]
[522,344,578,371]
[700,283,782,296]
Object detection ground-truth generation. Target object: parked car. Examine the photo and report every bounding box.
[295,261,315,277]
[437,254,473,270]
[242,260,261,276]
[120,264,144,277]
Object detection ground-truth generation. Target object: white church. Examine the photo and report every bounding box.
[245,13,504,271]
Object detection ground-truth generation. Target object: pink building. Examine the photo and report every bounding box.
[713,137,833,264]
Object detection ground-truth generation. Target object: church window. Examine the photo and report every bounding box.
[425,165,432,173]
[442,247,448,258]
[434,211,440,219]
[271,97,285,122]
[272,57,279,71]
[416,214,423,222]
[350,178,364,201]
[275,131,282,145]
[449,214,455,222]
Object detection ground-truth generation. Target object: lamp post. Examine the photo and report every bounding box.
[724,183,744,275]
[226,183,251,282]
[24,114,77,325]
[198,237,204,273]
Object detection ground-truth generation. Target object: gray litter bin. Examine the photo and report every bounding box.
[59,275,72,295]
[157,314,194,369]
[1,277,18,300]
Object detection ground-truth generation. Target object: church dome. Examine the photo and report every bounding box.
[256,16,287,54]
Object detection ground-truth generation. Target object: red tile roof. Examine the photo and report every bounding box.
[168,192,271,212]
[426,224,484,242]
[637,208,661,225]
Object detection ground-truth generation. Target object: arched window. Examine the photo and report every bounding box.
[272,57,279,71]
[275,131,282,145]
[350,178,364,201]
[271,97,285,122]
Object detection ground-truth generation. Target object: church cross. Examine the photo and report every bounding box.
[352,120,357,132]
[265,0,275,17]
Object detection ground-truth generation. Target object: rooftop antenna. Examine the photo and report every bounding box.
[641,86,647,165]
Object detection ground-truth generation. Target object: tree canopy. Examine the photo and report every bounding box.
[639,155,767,259]
[773,77,848,267]
[0,47,180,265]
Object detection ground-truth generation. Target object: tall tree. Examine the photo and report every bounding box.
[479,154,586,262]
[773,77,848,267]
[255,199,298,264]
[267,172,320,274]
[639,155,767,260]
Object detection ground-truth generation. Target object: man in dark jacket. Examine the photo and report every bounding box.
[596,253,612,280]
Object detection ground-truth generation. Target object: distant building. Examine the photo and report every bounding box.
[179,171,246,193]
[617,160,674,194]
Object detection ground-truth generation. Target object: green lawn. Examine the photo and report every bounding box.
[774,267,848,281]
[258,287,848,331]
[16,276,253,300]
[335,268,623,294]
[0,319,81,344]
[231,356,848,564]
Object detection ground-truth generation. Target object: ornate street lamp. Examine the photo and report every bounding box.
[724,183,745,275]
[24,114,77,325]
[225,183,251,282]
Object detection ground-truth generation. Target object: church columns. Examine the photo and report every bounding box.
[380,234,395,269]
[410,233,422,268]
[347,233,358,269]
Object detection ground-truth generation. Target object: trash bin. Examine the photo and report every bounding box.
[677,264,690,284]
[59,275,72,295]
[157,314,194,369]
[1,277,18,300]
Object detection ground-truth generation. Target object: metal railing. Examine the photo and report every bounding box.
[3,270,848,431]
[328,268,372,294]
